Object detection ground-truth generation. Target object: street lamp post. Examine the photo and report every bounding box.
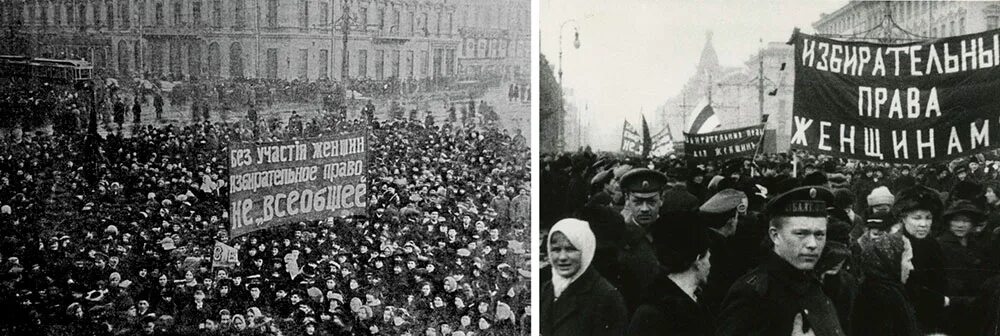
[558,20,580,150]
[558,20,580,85]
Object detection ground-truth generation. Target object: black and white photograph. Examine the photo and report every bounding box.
[541,1,1000,335]
[0,0,532,335]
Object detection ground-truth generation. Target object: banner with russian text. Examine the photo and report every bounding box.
[684,124,764,161]
[228,132,368,237]
[213,241,239,268]
[791,29,1000,163]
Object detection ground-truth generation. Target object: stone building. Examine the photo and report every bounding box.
[455,0,530,81]
[813,1,1000,41]
[0,0,474,81]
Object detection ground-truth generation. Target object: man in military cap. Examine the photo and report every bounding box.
[616,168,667,313]
[697,188,751,316]
[620,168,668,229]
[717,186,846,336]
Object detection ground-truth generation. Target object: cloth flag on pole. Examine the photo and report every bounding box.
[212,241,239,268]
[651,124,675,156]
[686,98,721,134]
[621,120,642,155]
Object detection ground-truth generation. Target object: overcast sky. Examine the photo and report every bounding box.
[540,0,848,151]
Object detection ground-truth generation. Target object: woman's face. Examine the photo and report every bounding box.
[949,215,973,238]
[158,275,168,286]
[902,238,915,284]
[902,210,934,239]
[478,302,488,314]
[549,231,582,278]
[234,318,246,330]
[987,188,999,204]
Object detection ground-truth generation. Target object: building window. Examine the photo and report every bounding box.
[408,12,414,35]
[421,12,428,35]
[66,4,74,25]
[319,49,328,79]
[155,2,163,26]
[375,49,384,80]
[192,2,201,26]
[407,50,414,78]
[446,49,454,76]
[436,12,441,36]
[267,0,277,27]
[173,1,181,26]
[359,7,367,31]
[299,49,308,80]
[447,13,452,36]
[266,48,278,79]
[960,17,965,34]
[299,0,308,29]
[55,4,62,25]
[320,2,328,26]
[138,0,145,24]
[78,4,86,26]
[212,0,221,27]
[378,8,384,31]
[989,16,999,30]
[420,50,427,76]
[358,49,367,77]
[93,2,101,26]
[106,2,114,28]
[120,1,129,27]
[391,50,399,78]
[233,0,245,29]
[40,3,48,25]
[393,8,399,33]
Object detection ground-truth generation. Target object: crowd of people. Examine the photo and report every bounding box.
[0,89,531,335]
[540,149,1000,335]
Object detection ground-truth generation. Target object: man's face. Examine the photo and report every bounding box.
[625,192,662,227]
[769,217,827,270]
[250,287,260,298]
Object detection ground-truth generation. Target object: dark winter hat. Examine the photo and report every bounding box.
[893,185,944,217]
[651,212,710,274]
[941,200,985,223]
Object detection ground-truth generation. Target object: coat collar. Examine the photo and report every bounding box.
[762,251,820,296]
[543,267,601,330]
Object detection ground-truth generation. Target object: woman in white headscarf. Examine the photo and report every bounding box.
[540,218,627,336]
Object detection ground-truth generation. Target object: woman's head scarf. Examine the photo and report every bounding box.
[858,232,907,283]
[548,218,596,299]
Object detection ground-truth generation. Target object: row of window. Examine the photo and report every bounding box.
[89,39,461,80]
[456,3,529,33]
[822,1,964,36]
[2,0,464,36]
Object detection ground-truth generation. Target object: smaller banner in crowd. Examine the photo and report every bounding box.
[621,120,642,155]
[212,241,239,268]
[228,132,368,237]
[651,124,675,156]
[684,124,765,161]
[791,29,1000,163]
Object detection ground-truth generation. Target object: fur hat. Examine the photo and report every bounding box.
[867,186,895,208]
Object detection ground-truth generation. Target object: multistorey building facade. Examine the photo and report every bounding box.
[813,1,1000,41]
[0,0,510,81]
[454,0,530,80]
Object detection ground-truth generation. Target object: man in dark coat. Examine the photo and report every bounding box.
[114,97,127,127]
[616,168,666,313]
[628,214,714,335]
[696,188,749,317]
[716,186,846,336]
[153,94,164,120]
